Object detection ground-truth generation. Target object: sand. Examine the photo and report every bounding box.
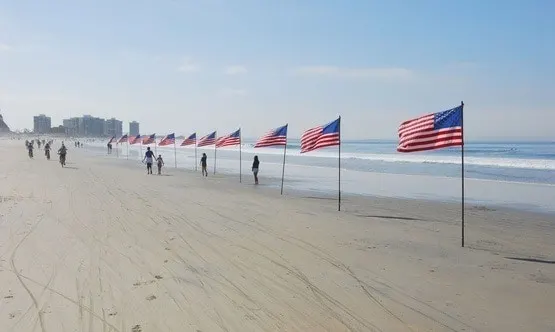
[0,139,554,332]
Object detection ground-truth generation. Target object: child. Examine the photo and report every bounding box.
[156,154,164,175]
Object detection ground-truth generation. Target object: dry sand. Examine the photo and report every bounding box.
[0,140,554,332]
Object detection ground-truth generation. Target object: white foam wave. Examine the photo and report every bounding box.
[92,141,555,171]
[239,147,555,170]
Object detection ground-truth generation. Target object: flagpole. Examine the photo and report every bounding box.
[154,136,157,156]
[174,140,177,168]
[239,129,242,183]
[338,116,342,212]
[116,142,119,158]
[214,131,217,175]
[140,140,143,160]
[195,138,198,171]
[280,125,288,195]
[126,140,129,160]
[461,101,465,248]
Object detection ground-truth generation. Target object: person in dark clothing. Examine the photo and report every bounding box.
[142,147,155,174]
[200,153,208,177]
[156,155,164,175]
[252,155,260,184]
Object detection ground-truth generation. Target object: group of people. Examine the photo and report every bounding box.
[141,147,164,175]
[141,148,261,184]
[24,139,67,165]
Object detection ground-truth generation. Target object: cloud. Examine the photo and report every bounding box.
[293,66,414,80]
[0,43,12,52]
[220,88,247,97]
[225,65,247,75]
[177,58,200,73]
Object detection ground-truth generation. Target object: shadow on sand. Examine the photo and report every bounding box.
[356,214,424,222]
[506,257,555,264]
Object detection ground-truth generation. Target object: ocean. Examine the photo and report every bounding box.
[89,139,555,213]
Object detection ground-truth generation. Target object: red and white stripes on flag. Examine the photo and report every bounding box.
[181,133,196,146]
[197,132,216,147]
[117,134,128,144]
[216,129,241,148]
[397,105,463,153]
[254,124,288,148]
[300,118,340,153]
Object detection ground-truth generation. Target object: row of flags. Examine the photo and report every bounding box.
[108,120,341,153]
[106,103,464,239]
[108,104,463,154]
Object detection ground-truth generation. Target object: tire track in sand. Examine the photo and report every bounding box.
[9,214,47,332]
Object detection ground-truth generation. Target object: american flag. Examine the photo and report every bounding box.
[180,133,196,146]
[216,129,241,148]
[108,136,116,144]
[117,134,128,144]
[159,133,175,146]
[397,105,463,153]
[254,124,288,148]
[129,135,141,145]
[197,131,216,147]
[142,134,156,145]
[300,118,340,153]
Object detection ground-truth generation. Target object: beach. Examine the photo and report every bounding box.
[1,139,554,331]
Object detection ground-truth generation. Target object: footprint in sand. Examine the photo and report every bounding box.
[154,275,163,280]
[146,295,157,301]
[132,325,142,332]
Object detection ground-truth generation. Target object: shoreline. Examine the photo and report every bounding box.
[88,144,555,216]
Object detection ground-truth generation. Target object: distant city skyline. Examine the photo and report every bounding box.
[1,1,554,140]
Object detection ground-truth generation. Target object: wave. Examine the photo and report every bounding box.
[237,146,555,170]
[93,141,555,171]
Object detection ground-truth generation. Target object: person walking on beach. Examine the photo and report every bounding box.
[58,142,68,166]
[27,141,34,158]
[200,153,208,177]
[44,142,51,160]
[142,147,155,174]
[252,155,260,184]
[156,154,164,175]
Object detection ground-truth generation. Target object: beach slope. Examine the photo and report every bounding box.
[0,140,553,331]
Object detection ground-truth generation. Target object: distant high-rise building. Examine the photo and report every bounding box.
[129,121,140,136]
[63,117,80,136]
[80,115,105,136]
[105,118,123,137]
[62,115,105,136]
[33,114,52,134]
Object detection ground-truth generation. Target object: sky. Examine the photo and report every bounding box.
[0,0,554,140]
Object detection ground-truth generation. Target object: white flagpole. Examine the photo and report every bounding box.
[281,125,288,195]
[195,137,198,171]
[338,116,341,212]
[174,140,177,168]
[239,129,242,183]
[461,101,465,248]
[214,131,217,175]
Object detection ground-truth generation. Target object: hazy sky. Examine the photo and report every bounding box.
[0,0,554,139]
